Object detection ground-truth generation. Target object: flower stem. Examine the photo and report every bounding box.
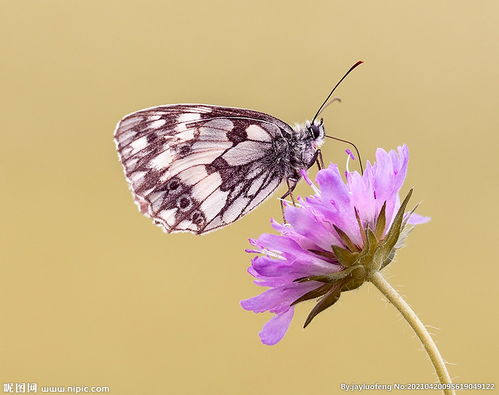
[368,271,454,395]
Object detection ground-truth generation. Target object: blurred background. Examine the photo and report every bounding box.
[1,1,498,394]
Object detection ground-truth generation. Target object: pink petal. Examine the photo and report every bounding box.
[284,205,337,250]
[259,308,295,345]
[406,212,431,225]
[240,282,318,314]
[316,164,350,205]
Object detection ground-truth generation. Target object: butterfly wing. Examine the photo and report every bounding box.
[114,104,294,234]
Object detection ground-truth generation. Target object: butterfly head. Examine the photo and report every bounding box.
[303,118,326,149]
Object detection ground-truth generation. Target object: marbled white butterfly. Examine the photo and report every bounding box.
[114,61,362,234]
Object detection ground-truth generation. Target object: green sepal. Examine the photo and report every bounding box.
[308,249,337,262]
[290,283,333,306]
[303,285,342,328]
[333,225,359,252]
[293,264,362,283]
[402,203,419,229]
[367,189,412,271]
[363,228,381,271]
[354,207,368,246]
[332,244,359,267]
[342,265,366,291]
[366,228,378,254]
[375,201,387,240]
[380,189,413,253]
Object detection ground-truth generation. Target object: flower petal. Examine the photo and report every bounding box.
[284,205,338,250]
[316,164,350,205]
[240,282,319,314]
[259,308,295,345]
[251,256,288,276]
[253,233,300,254]
[373,145,409,222]
[406,212,431,225]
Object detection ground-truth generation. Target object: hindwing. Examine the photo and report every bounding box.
[114,104,294,234]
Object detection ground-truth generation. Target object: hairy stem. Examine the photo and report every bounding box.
[369,271,454,395]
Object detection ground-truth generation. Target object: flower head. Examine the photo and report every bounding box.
[241,145,429,345]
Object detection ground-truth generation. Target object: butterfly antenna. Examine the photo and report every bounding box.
[311,60,364,125]
[325,135,364,174]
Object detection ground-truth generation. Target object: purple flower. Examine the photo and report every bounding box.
[241,145,429,345]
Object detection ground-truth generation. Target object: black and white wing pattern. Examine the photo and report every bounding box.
[114,104,294,234]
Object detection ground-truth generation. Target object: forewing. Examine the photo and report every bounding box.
[114,104,293,234]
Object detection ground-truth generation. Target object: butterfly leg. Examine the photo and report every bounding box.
[316,149,324,170]
[280,178,298,223]
[285,178,298,205]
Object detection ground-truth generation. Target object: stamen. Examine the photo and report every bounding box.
[278,198,302,208]
[345,148,355,160]
[345,150,353,172]
[300,169,320,195]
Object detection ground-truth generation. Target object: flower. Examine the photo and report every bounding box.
[241,145,430,345]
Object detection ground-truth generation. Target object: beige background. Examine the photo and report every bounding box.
[1,1,498,394]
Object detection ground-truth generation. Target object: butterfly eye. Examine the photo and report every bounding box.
[310,125,322,139]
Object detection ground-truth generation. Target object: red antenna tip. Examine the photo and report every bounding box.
[350,60,364,70]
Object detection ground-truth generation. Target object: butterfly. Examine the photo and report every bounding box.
[114,61,362,234]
